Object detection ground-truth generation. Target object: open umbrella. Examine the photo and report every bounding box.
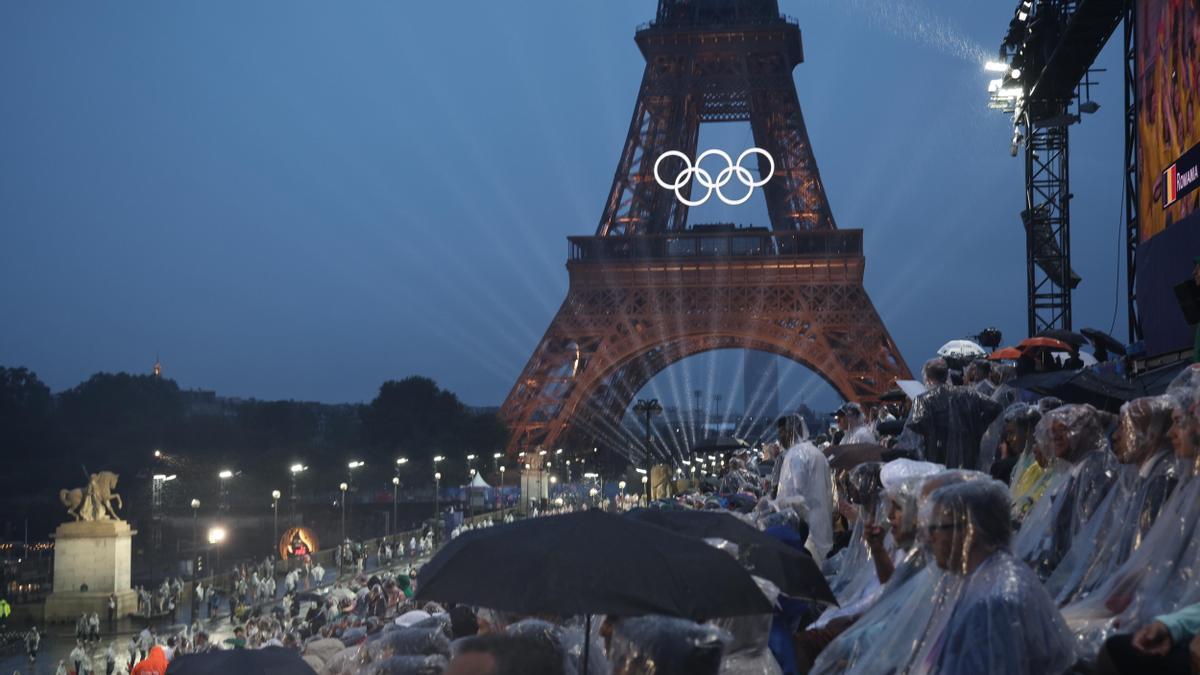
[988,346,1024,361]
[824,443,886,471]
[415,510,772,620]
[1018,336,1072,352]
[691,436,751,454]
[1035,328,1088,348]
[937,340,986,360]
[166,647,317,675]
[624,508,835,604]
[1081,327,1127,357]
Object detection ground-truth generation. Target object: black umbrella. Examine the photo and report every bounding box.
[1081,327,1128,357]
[879,388,908,402]
[625,508,835,605]
[824,443,886,471]
[415,510,772,620]
[692,436,751,454]
[166,647,317,675]
[1036,328,1089,349]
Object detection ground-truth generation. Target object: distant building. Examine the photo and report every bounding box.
[743,351,779,421]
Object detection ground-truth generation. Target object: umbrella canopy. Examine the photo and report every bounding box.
[166,647,317,675]
[691,436,751,454]
[937,339,987,360]
[624,508,835,605]
[879,388,908,402]
[1035,328,1089,348]
[1010,370,1148,413]
[468,473,491,489]
[415,510,773,620]
[824,443,886,471]
[1081,327,1127,356]
[988,346,1024,361]
[1018,336,1072,352]
[327,588,355,601]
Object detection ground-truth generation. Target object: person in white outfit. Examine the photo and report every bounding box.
[775,413,835,560]
[837,402,879,445]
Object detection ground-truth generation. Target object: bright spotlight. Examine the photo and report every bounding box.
[1010,68,1022,79]
[290,464,306,474]
[396,457,409,465]
[984,61,1008,72]
[207,527,226,545]
[218,470,233,479]
[271,490,281,500]
[493,453,502,459]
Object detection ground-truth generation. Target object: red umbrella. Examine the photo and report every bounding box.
[988,347,1024,361]
[1018,336,1072,352]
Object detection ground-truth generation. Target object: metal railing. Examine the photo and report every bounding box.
[569,229,862,263]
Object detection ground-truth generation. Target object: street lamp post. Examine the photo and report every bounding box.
[190,498,200,576]
[391,477,400,537]
[207,526,226,584]
[271,490,281,553]
[218,469,233,512]
[339,482,349,543]
[289,463,306,524]
[633,399,663,495]
[394,457,408,538]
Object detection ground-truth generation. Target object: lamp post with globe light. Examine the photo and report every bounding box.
[271,490,281,553]
[339,483,348,544]
[394,458,408,538]
[218,469,233,512]
[190,499,200,576]
[289,463,306,524]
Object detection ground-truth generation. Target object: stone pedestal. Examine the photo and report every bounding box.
[44,520,138,622]
[520,470,549,513]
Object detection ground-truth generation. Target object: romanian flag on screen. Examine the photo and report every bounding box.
[1165,163,1178,207]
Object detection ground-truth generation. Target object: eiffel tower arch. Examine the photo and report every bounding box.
[500,0,911,458]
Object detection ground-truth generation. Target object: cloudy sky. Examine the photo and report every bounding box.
[0,1,1129,412]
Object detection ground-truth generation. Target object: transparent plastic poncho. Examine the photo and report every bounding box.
[809,470,994,675]
[708,614,780,675]
[815,465,887,623]
[810,463,939,631]
[913,480,1075,674]
[1043,395,1183,605]
[1060,365,1200,655]
[907,384,1004,470]
[1011,404,1119,581]
[607,616,728,675]
[775,425,834,561]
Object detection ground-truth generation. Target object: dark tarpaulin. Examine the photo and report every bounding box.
[1011,369,1149,412]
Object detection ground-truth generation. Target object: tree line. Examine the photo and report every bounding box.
[0,366,508,539]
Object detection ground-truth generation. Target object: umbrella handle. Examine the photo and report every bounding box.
[583,614,591,675]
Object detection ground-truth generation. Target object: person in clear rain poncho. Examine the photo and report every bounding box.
[907,358,1003,470]
[836,403,878,445]
[1011,403,1119,581]
[608,616,728,675]
[807,469,986,675]
[911,479,1077,674]
[1061,364,1200,656]
[1044,395,1183,605]
[820,463,886,607]
[799,460,943,662]
[774,414,833,560]
[993,402,1040,485]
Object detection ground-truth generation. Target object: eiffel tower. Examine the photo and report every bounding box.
[500,0,910,462]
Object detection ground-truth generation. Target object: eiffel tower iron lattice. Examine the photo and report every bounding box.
[500,0,911,460]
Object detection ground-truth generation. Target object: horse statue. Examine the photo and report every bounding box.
[60,471,123,522]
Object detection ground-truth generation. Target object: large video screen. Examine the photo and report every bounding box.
[1138,0,1200,241]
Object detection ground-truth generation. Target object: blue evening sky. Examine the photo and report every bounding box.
[0,1,1128,412]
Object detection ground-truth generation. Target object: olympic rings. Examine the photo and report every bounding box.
[653,148,775,206]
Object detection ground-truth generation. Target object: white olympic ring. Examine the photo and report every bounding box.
[653,148,775,206]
